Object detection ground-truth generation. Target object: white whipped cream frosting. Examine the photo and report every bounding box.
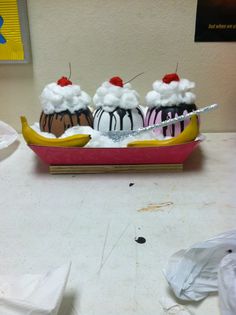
[93,81,140,112]
[146,79,196,107]
[40,83,91,114]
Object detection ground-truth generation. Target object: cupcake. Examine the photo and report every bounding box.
[93,76,144,132]
[39,76,93,137]
[145,73,198,137]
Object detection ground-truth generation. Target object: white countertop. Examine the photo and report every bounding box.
[0,133,236,315]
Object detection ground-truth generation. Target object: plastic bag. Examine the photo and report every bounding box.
[0,263,71,315]
[164,230,236,301]
[218,253,236,315]
[0,121,18,149]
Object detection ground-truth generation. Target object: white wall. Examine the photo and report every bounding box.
[0,0,235,132]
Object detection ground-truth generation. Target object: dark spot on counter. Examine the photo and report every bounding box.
[135,237,146,244]
[129,183,135,187]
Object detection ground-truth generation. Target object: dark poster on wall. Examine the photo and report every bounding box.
[195,0,236,42]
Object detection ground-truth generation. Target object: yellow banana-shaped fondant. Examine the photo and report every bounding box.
[127,115,199,147]
[21,116,91,147]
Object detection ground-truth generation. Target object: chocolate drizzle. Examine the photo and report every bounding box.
[94,106,144,131]
[40,108,94,137]
[147,103,197,137]
[127,109,133,130]
[117,108,126,130]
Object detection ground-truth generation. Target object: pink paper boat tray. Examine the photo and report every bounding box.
[29,140,201,173]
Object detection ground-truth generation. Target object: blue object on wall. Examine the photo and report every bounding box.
[0,16,7,44]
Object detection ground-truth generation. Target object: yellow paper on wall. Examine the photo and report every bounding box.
[0,0,24,60]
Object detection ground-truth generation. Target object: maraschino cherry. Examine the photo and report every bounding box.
[109,76,124,87]
[57,76,72,87]
[162,73,180,84]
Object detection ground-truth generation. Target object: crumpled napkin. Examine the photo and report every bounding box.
[218,253,236,315]
[0,121,18,149]
[0,263,71,315]
[163,230,236,301]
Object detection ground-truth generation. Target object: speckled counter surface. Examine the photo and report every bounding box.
[0,133,235,315]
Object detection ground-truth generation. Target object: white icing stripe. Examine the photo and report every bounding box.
[40,83,91,114]
[93,81,140,111]
[146,79,196,107]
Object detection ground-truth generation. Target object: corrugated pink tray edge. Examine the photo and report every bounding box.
[29,140,201,165]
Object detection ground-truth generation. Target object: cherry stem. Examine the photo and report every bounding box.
[175,62,179,73]
[124,72,145,84]
[68,62,72,79]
